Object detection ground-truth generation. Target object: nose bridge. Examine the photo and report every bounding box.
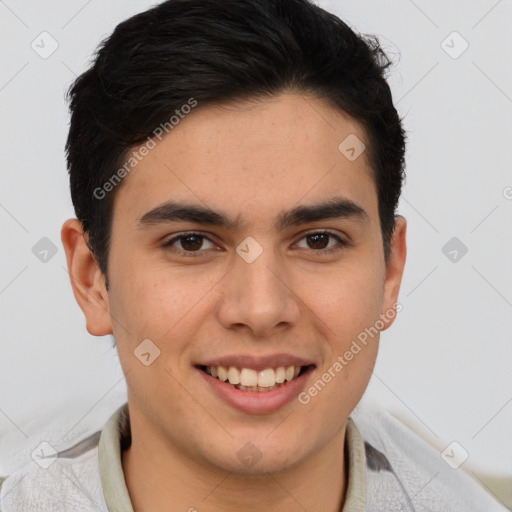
[235,238,286,307]
[217,237,300,335]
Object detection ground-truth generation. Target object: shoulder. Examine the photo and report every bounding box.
[351,402,508,512]
[0,430,107,512]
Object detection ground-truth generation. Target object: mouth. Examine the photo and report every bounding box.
[197,364,312,392]
[195,354,316,414]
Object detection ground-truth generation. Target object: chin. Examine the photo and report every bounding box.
[202,437,310,475]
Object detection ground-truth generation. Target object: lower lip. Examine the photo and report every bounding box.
[197,366,314,414]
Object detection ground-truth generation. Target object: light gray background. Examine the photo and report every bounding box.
[1,0,511,507]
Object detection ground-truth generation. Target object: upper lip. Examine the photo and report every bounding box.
[197,354,315,372]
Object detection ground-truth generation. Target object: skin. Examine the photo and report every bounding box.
[62,92,406,512]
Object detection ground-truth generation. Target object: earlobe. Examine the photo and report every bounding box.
[380,215,407,331]
[61,218,113,336]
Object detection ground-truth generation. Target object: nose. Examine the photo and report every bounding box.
[215,243,301,339]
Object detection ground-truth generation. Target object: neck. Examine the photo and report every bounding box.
[122,409,348,512]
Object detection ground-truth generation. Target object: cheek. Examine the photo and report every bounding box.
[303,265,384,339]
[108,261,222,348]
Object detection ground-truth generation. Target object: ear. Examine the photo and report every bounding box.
[61,218,113,336]
[380,215,407,331]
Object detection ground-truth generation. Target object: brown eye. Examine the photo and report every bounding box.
[179,234,204,251]
[306,233,330,250]
[296,231,344,253]
[163,232,216,256]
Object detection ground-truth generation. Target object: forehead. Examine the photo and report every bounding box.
[114,92,378,227]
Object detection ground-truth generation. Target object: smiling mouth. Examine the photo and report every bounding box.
[198,365,312,392]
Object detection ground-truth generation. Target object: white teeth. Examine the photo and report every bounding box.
[227,366,240,385]
[257,368,276,387]
[240,368,258,387]
[205,364,305,389]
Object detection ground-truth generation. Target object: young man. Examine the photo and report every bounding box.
[0,0,507,510]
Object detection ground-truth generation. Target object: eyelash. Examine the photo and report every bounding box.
[162,230,347,258]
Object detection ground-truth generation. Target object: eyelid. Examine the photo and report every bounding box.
[294,229,346,252]
[163,231,217,250]
[298,228,346,241]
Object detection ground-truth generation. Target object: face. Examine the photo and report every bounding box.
[66,92,406,475]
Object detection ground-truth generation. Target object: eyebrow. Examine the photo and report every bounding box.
[138,197,370,231]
